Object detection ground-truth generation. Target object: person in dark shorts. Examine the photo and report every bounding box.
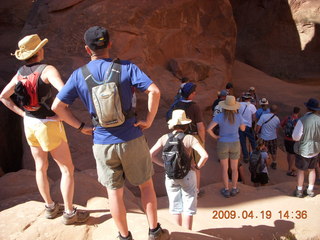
[281,106,300,176]
[292,98,320,198]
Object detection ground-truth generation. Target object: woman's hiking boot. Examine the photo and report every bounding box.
[45,202,62,219]
[62,207,89,225]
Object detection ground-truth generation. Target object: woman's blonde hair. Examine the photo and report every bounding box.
[223,109,237,124]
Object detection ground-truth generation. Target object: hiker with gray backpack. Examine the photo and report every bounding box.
[150,109,208,230]
[52,26,169,240]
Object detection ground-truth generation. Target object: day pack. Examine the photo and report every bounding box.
[14,64,47,111]
[249,150,264,177]
[284,116,298,138]
[162,132,191,179]
[82,59,133,128]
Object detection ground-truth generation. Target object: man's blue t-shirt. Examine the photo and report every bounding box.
[256,108,270,120]
[57,58,152,144]
[213,112,244,142]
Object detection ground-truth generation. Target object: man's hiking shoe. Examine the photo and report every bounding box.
[117,231,133,240]
[220,188,230,198]
[45,202,62,219]
[304,188,315,197]
[294,188,304,198]
[148,224,170,240]
[230,188,240,197]
[271,162,277,169]
[62,208,89,225]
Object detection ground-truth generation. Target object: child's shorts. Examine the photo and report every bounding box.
[165,170,197,216]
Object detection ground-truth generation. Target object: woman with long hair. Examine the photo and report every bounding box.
[207,95,245,198]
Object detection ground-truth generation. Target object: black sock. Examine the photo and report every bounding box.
[119,231,131,239]
[149,223,160,232]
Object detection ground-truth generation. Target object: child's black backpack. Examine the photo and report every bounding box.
[162,132,191,179]
[249,149,264,178]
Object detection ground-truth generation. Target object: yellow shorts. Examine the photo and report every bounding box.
[24,116,67,152]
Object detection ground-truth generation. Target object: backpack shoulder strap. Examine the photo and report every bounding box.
[104,58,121,84]
[262,114,275,126]
[176,132,186,141]
[164,133,174,146]
[81,64,100,125]
[242,104,248,116]
[35,64,47,74]
[17,64,47,78]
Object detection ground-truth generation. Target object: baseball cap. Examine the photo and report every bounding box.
[84,26,109,50]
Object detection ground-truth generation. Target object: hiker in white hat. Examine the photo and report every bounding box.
[207,95,246,198]
[256,97,270,121]
[0,34,89,224]
[150,109,208,230]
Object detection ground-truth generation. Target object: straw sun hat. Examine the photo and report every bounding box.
[13,34,48,61]
[218,95,240,110]
[167,109,192,129]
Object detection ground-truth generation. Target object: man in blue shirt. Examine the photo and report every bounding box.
[52,26,168,240]
[256,97,270,121]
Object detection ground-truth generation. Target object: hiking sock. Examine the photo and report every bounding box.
[308,185,314,191]
[297,186,303,191]
[46,202,55,209]
[65,209,74,215]
[150,223,160,233]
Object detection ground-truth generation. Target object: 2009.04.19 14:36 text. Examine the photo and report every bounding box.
[212,210,308,220]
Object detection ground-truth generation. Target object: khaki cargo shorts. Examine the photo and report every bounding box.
[216,141,241,160]
[93,135,154,190]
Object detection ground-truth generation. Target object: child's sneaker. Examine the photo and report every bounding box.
[148,223,169,240]
[230,188,240,196]
[45,202,62,219]
[220,188,230,198]
[62,207,89,225]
